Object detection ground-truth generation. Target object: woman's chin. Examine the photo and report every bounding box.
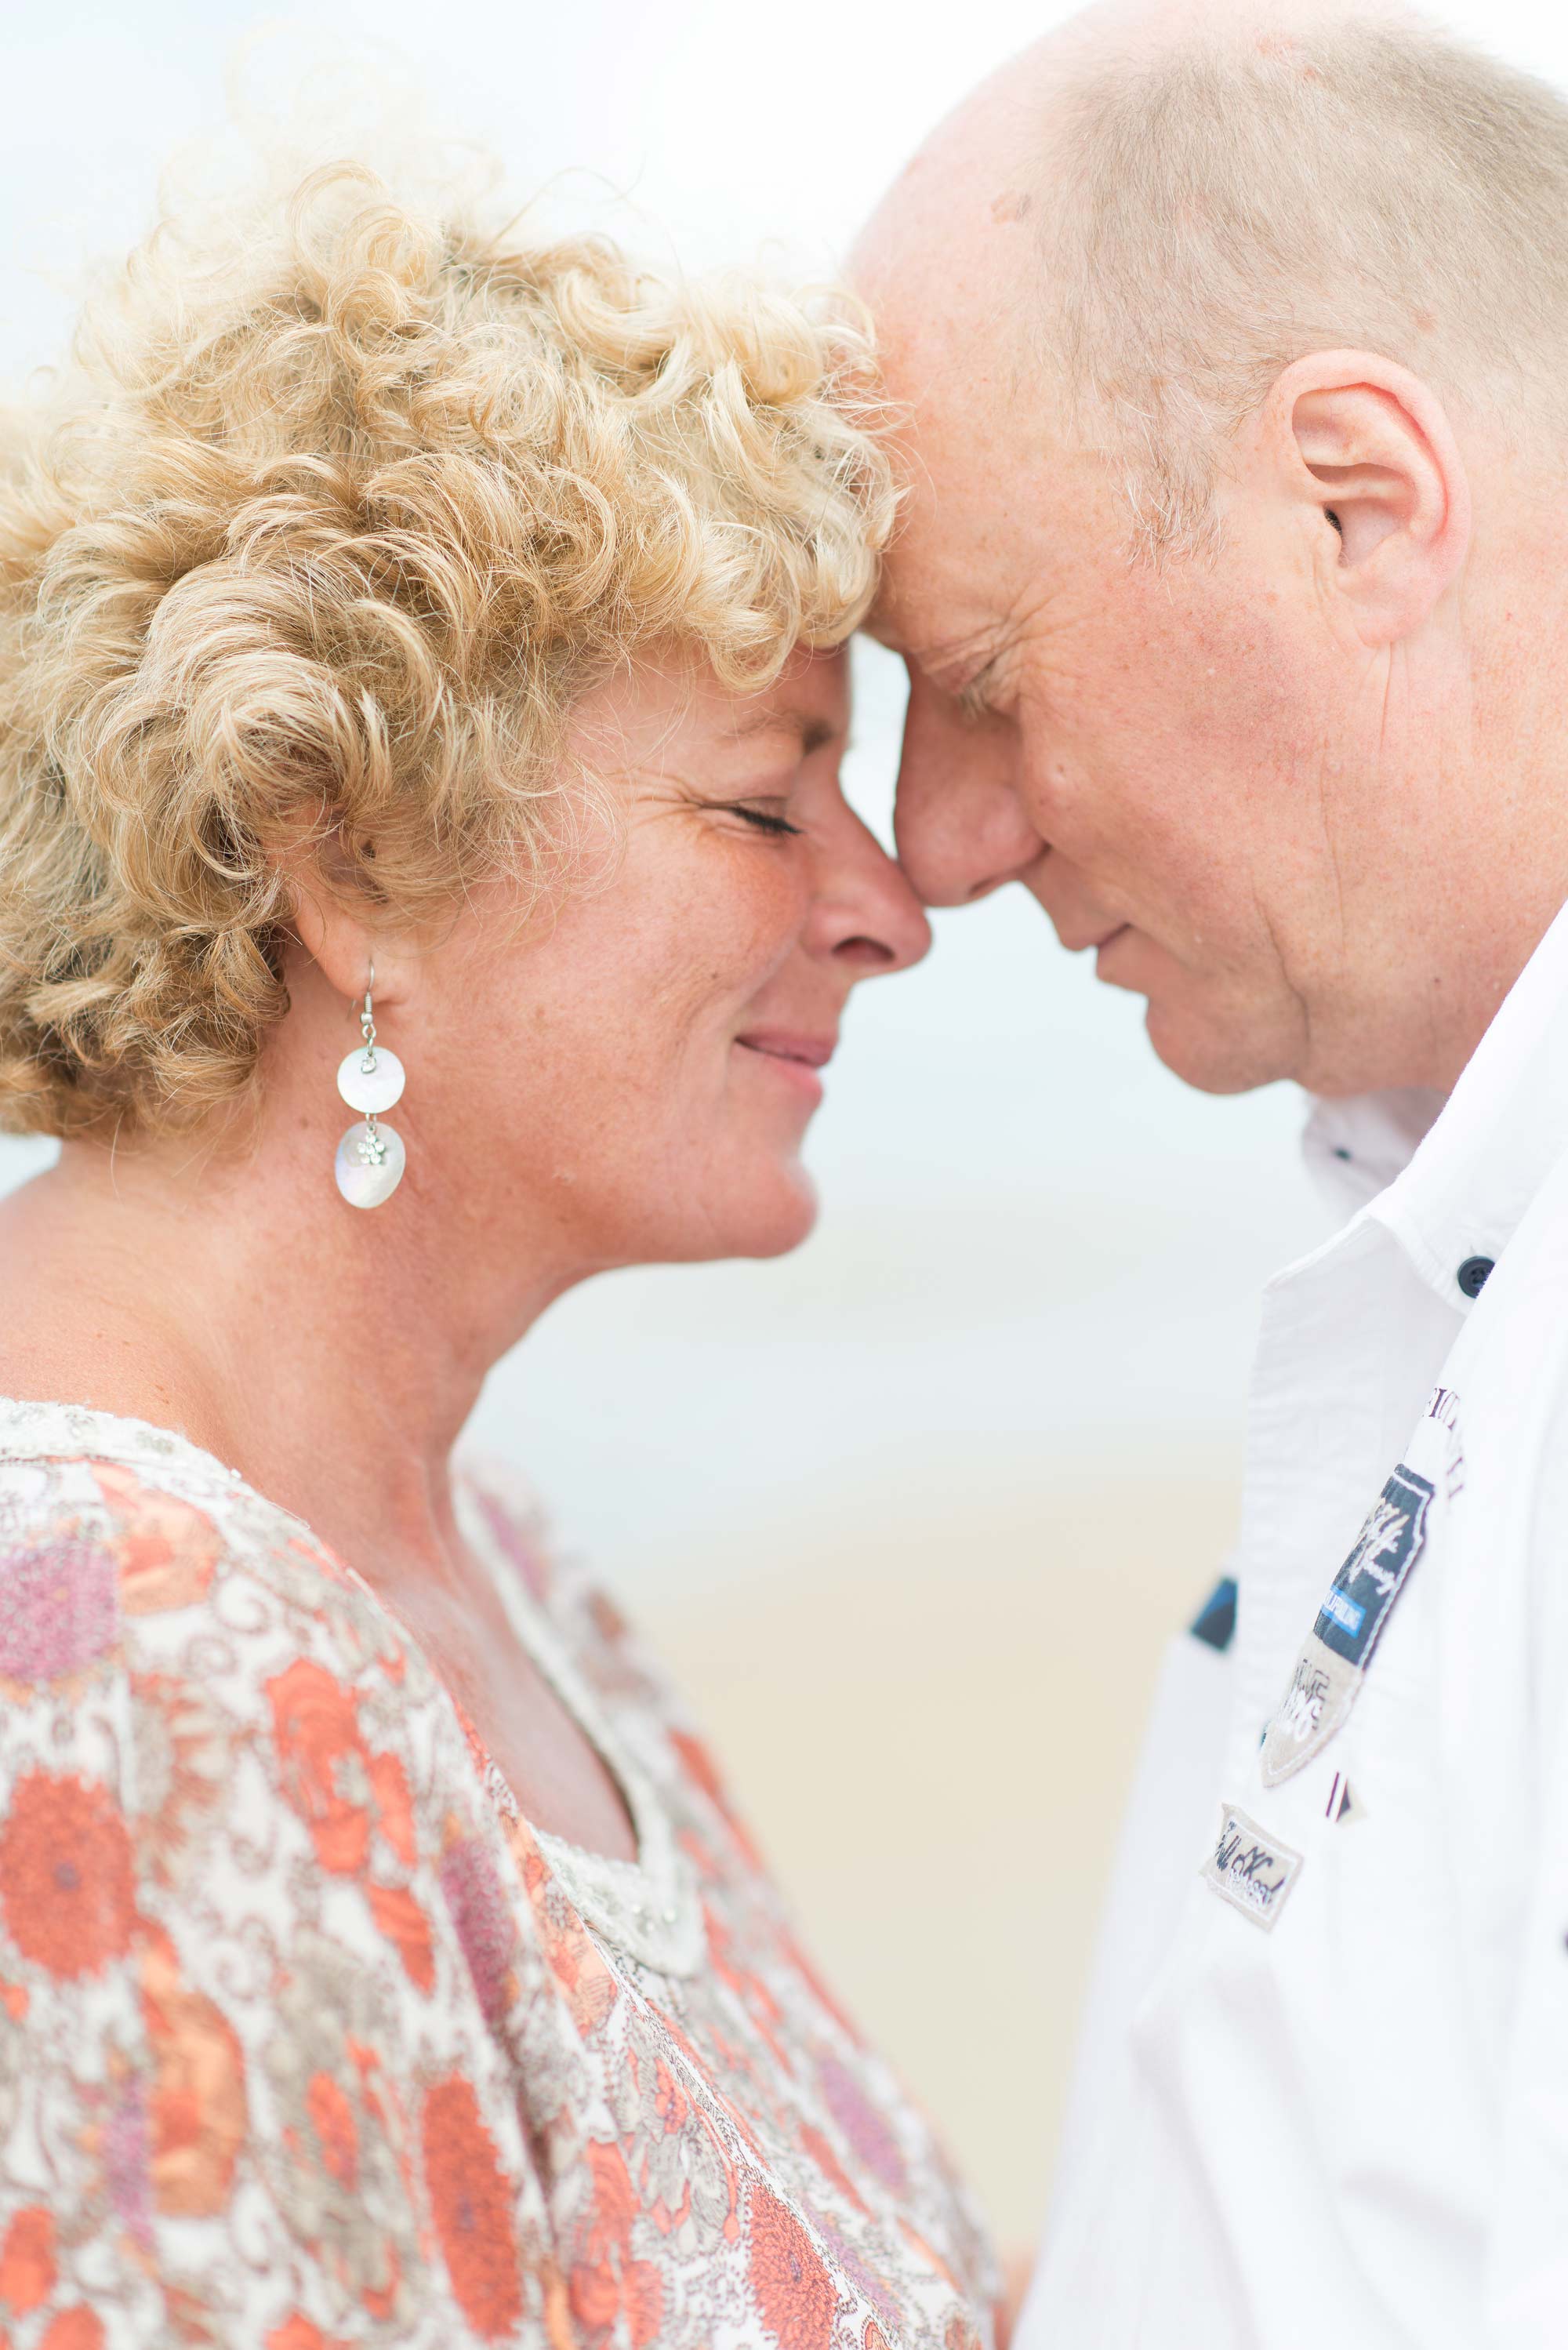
[673,1159,819,1264]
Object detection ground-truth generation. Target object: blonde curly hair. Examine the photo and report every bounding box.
[0,162,895,1141]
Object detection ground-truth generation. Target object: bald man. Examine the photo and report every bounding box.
[860,9,1568,2345]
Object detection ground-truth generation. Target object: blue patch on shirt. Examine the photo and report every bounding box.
[1189,1576,1238,1654]
[1319,1588,1366,1640]
[1312,1466,1434,1669]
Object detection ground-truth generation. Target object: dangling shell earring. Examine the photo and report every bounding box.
[334,964,407,1208]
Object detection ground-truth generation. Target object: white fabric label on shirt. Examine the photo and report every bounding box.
[1201,1803,1305,1932]
[1260,1635,1361,1787]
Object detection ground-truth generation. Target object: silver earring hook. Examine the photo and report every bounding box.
[358,964,377,1065]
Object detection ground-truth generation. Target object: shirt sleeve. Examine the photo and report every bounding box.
[1485,1694,1568,2341]
[0,1473,563,2350]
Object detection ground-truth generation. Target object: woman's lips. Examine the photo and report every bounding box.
[734,1030,834,1099]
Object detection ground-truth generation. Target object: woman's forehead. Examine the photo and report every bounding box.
[572,646,849,769]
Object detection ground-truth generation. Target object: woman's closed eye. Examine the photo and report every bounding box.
[724,801,803,838]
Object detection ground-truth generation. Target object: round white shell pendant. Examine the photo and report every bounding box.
[336,1044,406,1116]
[335,1120,406,1208]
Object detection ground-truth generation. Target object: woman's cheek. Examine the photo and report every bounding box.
[717,843,812,974]
[648,850,804,1005]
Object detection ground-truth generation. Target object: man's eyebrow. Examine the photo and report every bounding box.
[906,625,1004,692]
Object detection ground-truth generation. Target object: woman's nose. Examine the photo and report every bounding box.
[804,807,932,979]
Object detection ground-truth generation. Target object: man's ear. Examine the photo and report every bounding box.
[1261,350,1471,646]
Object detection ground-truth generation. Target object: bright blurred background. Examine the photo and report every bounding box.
[2,0,1559,2250]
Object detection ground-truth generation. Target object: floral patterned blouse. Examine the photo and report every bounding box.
[0,1399,998,2350]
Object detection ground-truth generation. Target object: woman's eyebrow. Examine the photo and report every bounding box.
[728,706,843,755]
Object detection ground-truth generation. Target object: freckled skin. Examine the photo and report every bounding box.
[855,6,1568,1101]
[441,651,931,1266]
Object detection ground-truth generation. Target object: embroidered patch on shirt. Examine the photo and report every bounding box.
[1201,1803,1304,1932]
[1260,1464,1435,1788]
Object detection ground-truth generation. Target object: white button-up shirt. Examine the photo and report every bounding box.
[1020,901,1568,2349]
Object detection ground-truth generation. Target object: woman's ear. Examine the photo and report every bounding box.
[270,836,401,1008]
[1260,350,1472,646]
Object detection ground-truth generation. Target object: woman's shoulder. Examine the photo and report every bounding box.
[0,1402,423,1751]
[0,1404,532,2031]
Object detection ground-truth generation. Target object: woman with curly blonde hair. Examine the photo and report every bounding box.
[0,163,999,2348]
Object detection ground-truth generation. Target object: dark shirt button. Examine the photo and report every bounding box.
[1457,1255,1494,1300]
[1332,1146,1352,1162]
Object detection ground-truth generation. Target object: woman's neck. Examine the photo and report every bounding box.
[0,1107,575,1596]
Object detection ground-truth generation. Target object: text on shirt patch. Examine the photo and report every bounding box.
[1260,1463,1436,1787]
[1425,1384,1466,1500]
[1201,1803,1304,1931]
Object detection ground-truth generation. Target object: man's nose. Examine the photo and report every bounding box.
[892,672,1044,907]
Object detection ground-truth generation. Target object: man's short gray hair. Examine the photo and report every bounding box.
[1044,19,1568,554]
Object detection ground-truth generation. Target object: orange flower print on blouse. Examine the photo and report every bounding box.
[263,1931,422,2326]
[265,2320,354,2350]
[140,1923,247,2218]
[420,2077,523,2341]
[267,1658,396,1877]
[265,1657,434,1990]
[125,1671,230,1893]
[507,1811,619,2041]
[38,2312,105,2350]
[0,2206,54,2316]
[0,1408,999,2348]
[0,1771,135,1980]
[569,2138,665,2347]
[749,2183,839,2350]
[90,1462,221,1616]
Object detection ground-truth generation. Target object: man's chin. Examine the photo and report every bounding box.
[1143,996,1294,1098]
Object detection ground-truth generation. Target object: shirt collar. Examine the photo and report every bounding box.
[1300,898,1568,1311]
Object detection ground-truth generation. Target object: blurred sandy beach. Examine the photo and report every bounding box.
[638,1458,1240,2250]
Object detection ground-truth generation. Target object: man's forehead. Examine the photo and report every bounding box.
[862,321,1067,652]
[852,64,1060,513]
[855,162,1040,380]
[866,478,1024,667]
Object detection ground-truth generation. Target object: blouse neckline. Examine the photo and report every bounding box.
[0,1393,703,1978]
